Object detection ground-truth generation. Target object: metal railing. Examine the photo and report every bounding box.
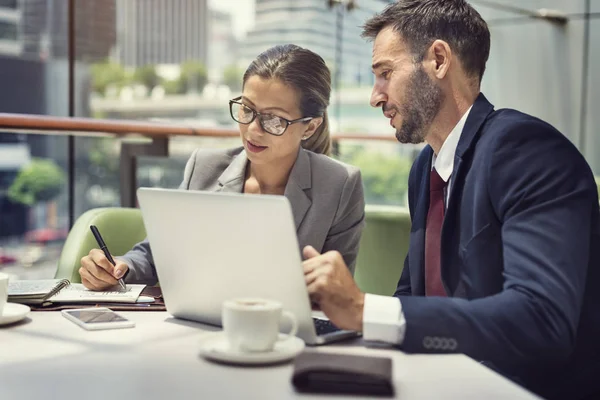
[0,113,397,141]
[0,112,398,225]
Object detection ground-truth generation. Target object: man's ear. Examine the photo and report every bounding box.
[424,39,451,80]
[302,117,323,140]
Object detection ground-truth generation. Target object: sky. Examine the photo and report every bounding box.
[208,0,256,39]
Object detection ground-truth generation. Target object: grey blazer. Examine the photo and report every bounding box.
[120,146,366,285]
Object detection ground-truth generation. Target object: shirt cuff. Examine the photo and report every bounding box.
[362,294,406,345]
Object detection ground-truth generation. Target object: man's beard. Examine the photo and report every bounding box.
[394,66,445,144]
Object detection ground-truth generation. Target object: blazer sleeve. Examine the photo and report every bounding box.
[397,120,597,374]
[321,168,366,275]
[394,256,411,296]
[118,149,199,285]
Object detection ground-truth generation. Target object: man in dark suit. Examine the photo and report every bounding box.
[302,1,600,399]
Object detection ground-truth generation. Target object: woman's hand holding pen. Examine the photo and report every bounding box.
[79,249,130,291]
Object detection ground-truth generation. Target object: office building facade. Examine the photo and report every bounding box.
[207,8,238,82]
[116,0,209,67]
[0,0,20,57]
[242,0,392,86]
[0,0,115,61]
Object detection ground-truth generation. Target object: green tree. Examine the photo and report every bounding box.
[88,139,119,180]
[222,65,244,91]
[90,61,127,95]
[133,65,160,89]
[179,61,208,93]
[162,79,183,95]
[8,158,66,206]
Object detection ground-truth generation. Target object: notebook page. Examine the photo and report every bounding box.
[8,279,66,296]
[50,283,146,303]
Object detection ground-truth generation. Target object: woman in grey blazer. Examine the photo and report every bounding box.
[79,44,366,290]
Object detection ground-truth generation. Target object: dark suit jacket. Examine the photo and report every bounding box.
[396,93,600,399]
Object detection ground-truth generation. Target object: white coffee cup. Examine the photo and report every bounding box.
[0,272,9,315]
[222,298,298,353]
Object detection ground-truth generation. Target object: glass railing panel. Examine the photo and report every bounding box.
[136,136,241,190]
[335,140,420,207]
[74,136,121,216]
[0,0,69,280]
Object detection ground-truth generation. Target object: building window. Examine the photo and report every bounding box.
[0,0,18,9]
[0,21,17,41]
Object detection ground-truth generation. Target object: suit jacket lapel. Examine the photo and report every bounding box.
[284,148,312,231]
[454,93,495,163]
[216,150,247,193]
[441,93,495,295]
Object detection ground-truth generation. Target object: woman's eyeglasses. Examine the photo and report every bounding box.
[229,96,313,136]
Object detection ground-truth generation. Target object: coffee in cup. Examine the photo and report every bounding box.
[222,298,297,352]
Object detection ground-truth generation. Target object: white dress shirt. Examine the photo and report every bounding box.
[362,106,472,344]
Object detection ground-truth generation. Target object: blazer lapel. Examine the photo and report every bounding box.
[454,93,494,165]
[216,150,248,193]
[441,93,495,295]
[284,148,312,231]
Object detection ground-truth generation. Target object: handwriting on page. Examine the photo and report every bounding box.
[8,280,63,295]
[63,285,133,298]
[50,283,146,303]
[83,288,133,297]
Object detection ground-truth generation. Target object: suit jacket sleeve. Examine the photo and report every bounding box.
[397,120,596,373]
[321,168,365,275]
[119,149,199,285]
[394,256,411,296]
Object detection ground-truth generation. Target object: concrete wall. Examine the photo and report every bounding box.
[473,0,600,172]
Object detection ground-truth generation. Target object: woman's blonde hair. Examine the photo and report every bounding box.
[243,44,332,156]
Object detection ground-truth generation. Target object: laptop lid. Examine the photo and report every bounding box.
[137,187,324,344]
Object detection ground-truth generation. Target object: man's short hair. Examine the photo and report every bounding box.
[362,0,491,82]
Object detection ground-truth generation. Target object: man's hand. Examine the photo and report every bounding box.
[79,249,129,291]
[303,245,365,331]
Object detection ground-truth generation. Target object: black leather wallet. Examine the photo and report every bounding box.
[291,351,394,397]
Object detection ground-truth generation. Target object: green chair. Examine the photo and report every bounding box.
[55,207,146,283]
[354,205,411,296]
[55,205,411,292]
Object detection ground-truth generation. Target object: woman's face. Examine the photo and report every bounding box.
[238,76,319,166]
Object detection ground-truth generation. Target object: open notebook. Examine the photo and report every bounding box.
[8,279,146,305]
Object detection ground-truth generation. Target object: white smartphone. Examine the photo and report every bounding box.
[61,307,135,330]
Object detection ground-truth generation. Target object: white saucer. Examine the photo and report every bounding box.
[0,303,30,326]
[199,333,305,365]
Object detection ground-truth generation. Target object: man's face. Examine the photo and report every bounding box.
[370,27,444,144]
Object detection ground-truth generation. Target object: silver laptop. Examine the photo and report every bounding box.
[136,187,358,345]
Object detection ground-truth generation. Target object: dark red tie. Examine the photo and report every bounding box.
[425,168,448,296]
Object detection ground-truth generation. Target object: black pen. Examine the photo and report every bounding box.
[90,225,127,290]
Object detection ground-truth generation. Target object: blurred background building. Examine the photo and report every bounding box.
[0,0,116,243]
[242,0,388,86]
[0,0,20,57]
[0,0,116,61]
[115,0,208,67]
[207,8,237,83]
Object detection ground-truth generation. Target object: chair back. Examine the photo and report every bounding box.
[354,205,411,296]
[55,207,146,283]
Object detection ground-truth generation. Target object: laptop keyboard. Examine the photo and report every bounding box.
[313,318,342,335]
